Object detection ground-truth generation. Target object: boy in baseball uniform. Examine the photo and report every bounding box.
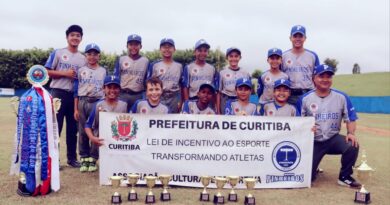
[225,78,257,116]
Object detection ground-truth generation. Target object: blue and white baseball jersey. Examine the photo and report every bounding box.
[130,99,169,114]
[182,62,217,98]
[297,89,358,142]
[225,100,258,116]
[114,55,149,92]
[218,67,250,96]
[282,49,320,89]
[260,102,298,116]
[146,60,183,93]
[257,70,289,104]
[181,100,215,114]
[45,48,86,91]
[75,66,107,98]
[85,99,128,136]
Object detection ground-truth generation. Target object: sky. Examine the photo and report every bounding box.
[0,0,389,74]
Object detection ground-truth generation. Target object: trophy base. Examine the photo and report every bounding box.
[160,192,171,201]
[245,196,256,205]
[145,195,155,204]
[128,192,138,201]
[228,193,238,202]
[354,191,371,204]
[213,195,225,204]
[200,193,210,201]
[111,195,122,204]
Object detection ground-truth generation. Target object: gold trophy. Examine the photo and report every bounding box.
[213,177,227,204]
[227,176,239,202]
[109,176,124,188]
[111,192,122,204]
[244,178,256,205]
[145,176,157,204]
[159,174,172,201]
[127,173,139,201]
[200,176,211,201]
[354,150,374,204]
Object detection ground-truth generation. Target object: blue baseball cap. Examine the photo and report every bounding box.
[226,47,241,56]
[313,64,335,76]
[235,77,252,88]
[267,48,282,58]
[290,25,306,36]
[274,79,291,89]
[104,75,120,86]
[160,38,175,47]
[85,43,101,53]
[127,34,142,44]
[195,39,210,50]
[199,81,216,93]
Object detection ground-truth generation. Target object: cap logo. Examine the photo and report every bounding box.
[111,76,116,81]
[273,48,277,52]
[243,78,248,83]
[280,79,285,84]
[132,34,136,38]
[90,43,96,49]
[296,26,302,30]
[323,65,329,70]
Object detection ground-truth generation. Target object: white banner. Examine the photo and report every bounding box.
[99,113,314,189]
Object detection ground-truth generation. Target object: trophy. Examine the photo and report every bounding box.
[145,176,157,204]
[200,176,211,201]
[227,176,239,202]
[109,176,124,188]
[111,192,122,204]
[127,173,139,201]
[213,177,227,204]
[354,150,374,204]
[244,178,256,205]
[159,174,172,201]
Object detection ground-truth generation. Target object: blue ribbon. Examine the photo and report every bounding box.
[37,88,48,180]
[26,89,39,193]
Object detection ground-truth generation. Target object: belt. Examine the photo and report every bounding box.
[79,96,101,103]
[51,88,73,93]
[291,89,311,95]
[163,91,180,98]
[122,89,143,95]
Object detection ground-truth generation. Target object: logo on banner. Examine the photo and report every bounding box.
[111,115,138,141]
[272,141,301,172]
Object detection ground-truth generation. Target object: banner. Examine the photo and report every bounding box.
[99,113,314,189]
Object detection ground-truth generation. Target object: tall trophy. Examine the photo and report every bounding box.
[127,173,139,201]
[227,176,239,202]
[200,176,211,201]
[145,176,157,204]
[109,176,124,204]
[354,150,374,204]
[213,177,227,204]
[159,174,172,201]
[244,178,256,205]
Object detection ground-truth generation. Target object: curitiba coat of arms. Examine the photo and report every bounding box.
[111,115,138,142]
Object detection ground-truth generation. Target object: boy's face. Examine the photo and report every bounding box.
[160,44,175,59]
[236,85,251,101]
[197,87,214,105]
[104,84,120,100]
[66,32,82,48]
[127,41,142,56]
[290,33,306,49]
[267,55,282,69]
[274,86,291,103]
[86,50,100,66]
[194,47,209,62]
[146,83,163,104]
[313,72,333,91]
[227,51,241,68]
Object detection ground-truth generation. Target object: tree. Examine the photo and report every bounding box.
[251,69,263,79]
[352,63,361,74]
[324,58,339,73]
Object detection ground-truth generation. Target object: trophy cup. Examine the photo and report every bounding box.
[213,177,227,204]
[244,178,256,205]
[354,150,374,204]
[159,174,172,201]
[200,176,211,201]
[227,176,239,202]
[127,173,139,201]
[111,192,122,204]
[109,176,124,188]
[145,176,157,204]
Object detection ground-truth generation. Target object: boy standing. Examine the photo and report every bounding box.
[45,25,86,168]
[147,38,183,113]
[225,78,257,116]
[114,34,149,111]
[181,82,216,115]
[84,75,128,172]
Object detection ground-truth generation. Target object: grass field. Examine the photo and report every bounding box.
[333,72,390,96]
[0,97,389,205]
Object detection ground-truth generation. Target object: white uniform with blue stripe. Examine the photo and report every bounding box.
[75,66,106,98]
[182,62,216,98]
[225,100,258,116]
[147,60,183,93]
[181,100,215,114]
[260,102,298,116]
[257,70,289,104]
[114,56,149,92]
[130,99,169,114]
[218,67,250,96]
[297,89,358,142]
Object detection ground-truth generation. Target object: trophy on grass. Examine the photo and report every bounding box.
[159,174,172,201]
[213,177,227,204]
[109,176,124,204]
[127,173,140,201]
[244,178,256,205]
[227,176,239,202]
[145,176,157,204]
[354,150,375,204]
[200,176,211,201]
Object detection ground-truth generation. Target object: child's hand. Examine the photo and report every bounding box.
[74,110,79,121]
[311,124,318,133]
[91,136,104,146]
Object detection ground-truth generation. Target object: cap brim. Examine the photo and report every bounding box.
[291,31,306,36]
[199,84,215,93]
[275,84,291,89]
[160,42,175,47]
[236,83,252,88]
[227,49,241,56]
[317,70,335,75]
[196,44,210,50]
[85,49,100,53]
[104,82,120,86]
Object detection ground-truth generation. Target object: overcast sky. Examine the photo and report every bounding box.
[0,0,388,74]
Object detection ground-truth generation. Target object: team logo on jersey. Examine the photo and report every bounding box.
[225,73,232,79]
[265,77,271,83]
[81,71,87,77]
[267,110,274,116]
[159,68,166,75]
[309,103,318,112]
[234,108,240,113]
[122,61,130,69]
[192,68,198,75]
[26,96,32,101]
[272,141,301,172]
[141,107,148,114]
[111,115,138,142]
[61,54,69,62]
[286,59,293,66]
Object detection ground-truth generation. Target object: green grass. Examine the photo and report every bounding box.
[333,72,390,96]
